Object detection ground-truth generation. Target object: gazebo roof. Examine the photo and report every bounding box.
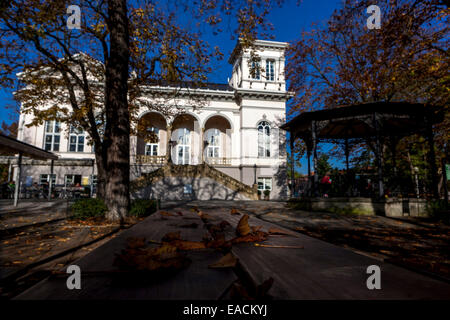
[281,102,443,141]
[0,133,58,160]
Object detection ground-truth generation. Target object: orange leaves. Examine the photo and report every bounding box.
[161,231,181,242]
[170,240,206,251]
[267,227,299,238]
[161,231,206,251]
[231,231,268,244]
[236,214,251,236]
[230,208,240,215]
[230,277,274,300]
[233,214,268,244]
[208,252,238,269]
[113,237,191,274]
[160,211,176,219]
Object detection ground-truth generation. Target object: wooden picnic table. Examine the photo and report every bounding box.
[15,204,450,300]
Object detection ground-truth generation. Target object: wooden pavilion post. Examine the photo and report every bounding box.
[307,147,311,196]
[372,113,384,198]
[14,152,22,207]
[425,116,439,199]
[290,134,295,197]
[48,159,54,201]
[345,137,351,195]
[311,121,318,197]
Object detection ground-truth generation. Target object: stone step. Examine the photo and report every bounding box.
[131,163,258,200]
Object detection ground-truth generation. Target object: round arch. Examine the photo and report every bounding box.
[170,111,201,128]
[203,113,234,131]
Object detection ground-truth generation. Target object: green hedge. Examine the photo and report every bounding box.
[70,198,107,219]
[129,199,158,217]
[70,198,158,219]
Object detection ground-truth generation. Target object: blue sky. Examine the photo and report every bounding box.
[0,0,344,172]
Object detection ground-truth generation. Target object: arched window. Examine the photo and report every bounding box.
[206,128,220,158]
[257,121,270,157]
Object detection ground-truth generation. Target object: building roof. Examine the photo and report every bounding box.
[145,80,234,92]
[0,133,58,160]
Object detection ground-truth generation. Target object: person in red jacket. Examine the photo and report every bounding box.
[320,173,332,197]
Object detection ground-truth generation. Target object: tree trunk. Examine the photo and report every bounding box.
[103,0,130,222]
[95,151,107,200]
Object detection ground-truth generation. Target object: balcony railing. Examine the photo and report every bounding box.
[206,157,232,166]
[135,155,166,165]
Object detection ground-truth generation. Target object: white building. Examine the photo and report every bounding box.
[15,39,293,200]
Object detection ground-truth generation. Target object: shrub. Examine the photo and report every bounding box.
[70,198,107,219]
[257,190,262,195]
[287,198,311,211]
[263,190,271,196]
[129,199,158,217]
[426,200,449,223]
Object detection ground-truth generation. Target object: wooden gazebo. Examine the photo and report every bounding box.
[281,102,444,198]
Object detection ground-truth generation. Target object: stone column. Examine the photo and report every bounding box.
[200,128,205,163]
[166,125,172,163]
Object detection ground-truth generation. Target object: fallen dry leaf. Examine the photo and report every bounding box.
[268,228,299,237]
[251,226,263,233]
[160,211,176,217]
[169,240,206,251]
[114,243,190,275]
[209,253,238,268]
[230,208,240,215]
[126,237,146,249]
[236,214,251,236]
[232,231,268,244]
[161,231,181,242]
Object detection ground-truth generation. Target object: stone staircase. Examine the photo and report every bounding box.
[131,163,258,200]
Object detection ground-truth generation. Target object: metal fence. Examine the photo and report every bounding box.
[0,183,95,200]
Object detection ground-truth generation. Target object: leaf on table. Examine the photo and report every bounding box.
[205,233,231,250]
[236,214,251,236]
[161,231,181,242]
[218,220,231,230]
[126,237,146,249]
[251,226,262,233]
[199,211,212,220]
[230,281,253,300]
[230,208,240,215]
[160,211,176,217]
[209,252,238,268]
[113,243,190,275]
[256,277,274,298]
[170,240,206,250]
[268,227,299,237]
[232,231,268,244]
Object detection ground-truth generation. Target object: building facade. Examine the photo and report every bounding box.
[15,40,293,200]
